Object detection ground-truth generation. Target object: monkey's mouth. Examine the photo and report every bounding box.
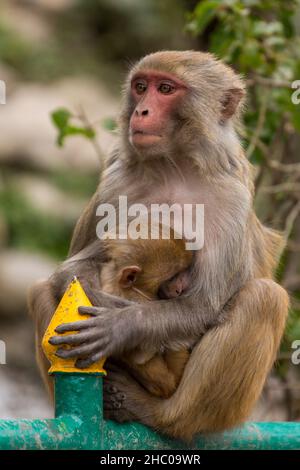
[130,130,163,147]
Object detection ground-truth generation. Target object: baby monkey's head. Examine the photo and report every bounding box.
[101,233,193,302]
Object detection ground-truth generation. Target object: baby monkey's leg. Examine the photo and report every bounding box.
[164,349,190,386]
[122,354,178,399]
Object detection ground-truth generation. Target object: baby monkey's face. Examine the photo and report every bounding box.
[115,264,191,302]
[100,237,193,302]
[157,270,190,300]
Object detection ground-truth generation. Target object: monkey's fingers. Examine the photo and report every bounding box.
[76,351,107,368]
[103,386,126,402]
[49,330,100,346]
[103,389,126,410]
[54,318,98,333]
[103,400,122,410]
[91,290,134,308]
[78,306,108,317]
[104,360,126,374]
[55,340,107,359]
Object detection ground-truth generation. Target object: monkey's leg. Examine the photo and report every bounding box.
[122,355,178,399]
[28,280,58,400]
[163,349,190,386]
[104,279,289,440]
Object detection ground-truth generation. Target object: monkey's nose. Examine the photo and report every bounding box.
[135,108,149,117]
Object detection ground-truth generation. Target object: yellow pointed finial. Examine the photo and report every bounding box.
[42,277,106,374]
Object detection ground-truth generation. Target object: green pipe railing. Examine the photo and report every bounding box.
[1,371,300,450]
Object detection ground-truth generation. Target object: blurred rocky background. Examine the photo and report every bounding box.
[0,0,299,422]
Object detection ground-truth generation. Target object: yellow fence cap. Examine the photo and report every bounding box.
[42,277,106,374]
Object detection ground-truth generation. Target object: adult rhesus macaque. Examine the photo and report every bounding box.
[29,51,289,440]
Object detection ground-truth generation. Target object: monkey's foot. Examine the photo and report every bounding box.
[103,361,159,428]
[103,363,140,423]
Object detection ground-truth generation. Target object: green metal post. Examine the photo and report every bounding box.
[103,420,300,450]
[1,372,300,450]
[0,373,103,450]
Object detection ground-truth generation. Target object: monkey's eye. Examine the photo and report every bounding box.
[158,83,175,94]
[135,82,147,94]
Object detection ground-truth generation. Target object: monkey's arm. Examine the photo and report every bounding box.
[49,294,219,368]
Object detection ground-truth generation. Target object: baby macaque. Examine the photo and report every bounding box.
[100,235,193,398]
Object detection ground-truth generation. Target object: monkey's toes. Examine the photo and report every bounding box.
[103,363,138,423]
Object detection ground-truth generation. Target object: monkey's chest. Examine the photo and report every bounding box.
[108,183,208,251]
[116,178,210,211]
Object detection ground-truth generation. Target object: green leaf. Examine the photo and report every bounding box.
[290,104,300,132]
[51,108,71,130]
[264,36,285,48]
[253,20,283,37]
[64,125,95,140]
[102,117,117,131]
[51,108,96,147]
[188,0,221,35]
[285,311,300,343]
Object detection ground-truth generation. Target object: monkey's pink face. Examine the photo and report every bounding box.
[129,71,187,151]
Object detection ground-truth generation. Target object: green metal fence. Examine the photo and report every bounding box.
[1,371,300,450]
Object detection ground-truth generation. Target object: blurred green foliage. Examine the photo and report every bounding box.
[0,185,72,259]
[186,0,300,160]
[48,170,99,199]
[0,19,71,81]
[101,117,117,132]
[0,0,187,89]
[0,167,98,260]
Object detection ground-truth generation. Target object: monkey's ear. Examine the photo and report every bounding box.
[119,265,142,288]
[221,88,244,120]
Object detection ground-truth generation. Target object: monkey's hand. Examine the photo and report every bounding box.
[49,304,143,368]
